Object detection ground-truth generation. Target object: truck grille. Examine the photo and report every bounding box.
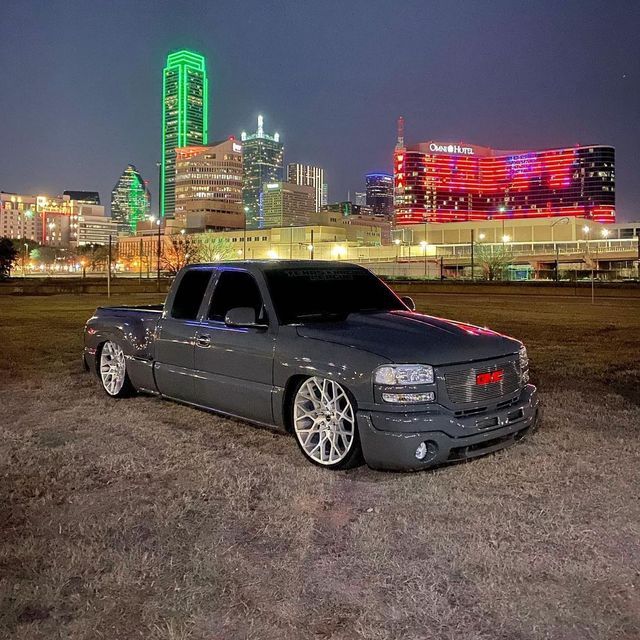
[444,359,521,405]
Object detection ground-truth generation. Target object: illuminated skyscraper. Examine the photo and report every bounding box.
[161,49,208,218]
[366,173,394,218]
[241,115,283,228]
[111,164,151,231]
[287,163,326,213]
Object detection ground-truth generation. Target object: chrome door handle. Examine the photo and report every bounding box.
[196,334,211,348]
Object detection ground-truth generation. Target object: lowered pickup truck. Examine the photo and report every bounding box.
[83,261,539,471]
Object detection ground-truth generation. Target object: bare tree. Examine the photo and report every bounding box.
[161,234,198,275]
[193,234,236,263]
[475,244,513,281]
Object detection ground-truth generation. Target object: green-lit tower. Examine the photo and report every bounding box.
[111,164,151,232]
[161,49,208,218]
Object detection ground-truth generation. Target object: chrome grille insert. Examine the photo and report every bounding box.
[445,359,521,405]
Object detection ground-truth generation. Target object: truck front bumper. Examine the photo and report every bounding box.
[357,384,539,471]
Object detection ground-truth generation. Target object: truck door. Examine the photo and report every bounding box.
[154,268,213,402]
[193,268,276,424]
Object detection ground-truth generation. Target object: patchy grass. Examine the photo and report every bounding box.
[1,291,639,640]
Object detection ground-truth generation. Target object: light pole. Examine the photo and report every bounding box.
[470,229,475,282]
[394,238,401,262]
[420,240,427,278]
[148,215,162,287]
[243,206,249,259]
[550,217,570,281]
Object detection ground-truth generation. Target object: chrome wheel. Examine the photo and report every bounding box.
[293,377,356,466]
[100,341,127,396]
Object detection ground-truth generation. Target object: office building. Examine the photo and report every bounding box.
[76,214,117,246]
[394,138,616,225]
[354,192,367,206]
[262,181,315,228]
[111,164,151,232]
[175,139,243,209]
[161,49,208,217]
[366,173,394,218]
[0,193,40,242]
[287,163,326,212]
[63,191,101,204]
[241,115,283,228]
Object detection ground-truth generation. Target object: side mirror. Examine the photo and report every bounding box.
[400,296,416,311]
[224,306,268,329]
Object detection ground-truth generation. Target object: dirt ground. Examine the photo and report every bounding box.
[1,290,639,640]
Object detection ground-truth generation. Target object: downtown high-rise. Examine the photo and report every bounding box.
[241,115,283,229]
[111,164,151,231]
[161,49,208,218]
[287,163,327,213]
[365,173,394,218]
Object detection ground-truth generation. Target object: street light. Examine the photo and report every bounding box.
[420,240,428,277]
[394,237,401,262]
[148,215,162,285]
[601,228,609,238]
[333,245,346,260]
[502,234,511,243]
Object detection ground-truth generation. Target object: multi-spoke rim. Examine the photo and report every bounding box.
[293,377,355,465]
[100,341,126,396]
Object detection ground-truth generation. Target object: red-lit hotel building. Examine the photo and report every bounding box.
[394,141,615,225]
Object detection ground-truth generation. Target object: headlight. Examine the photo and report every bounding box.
[519,345,529,383]
[374,364,434,386]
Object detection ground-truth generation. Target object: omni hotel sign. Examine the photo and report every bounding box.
[429,142,474,155]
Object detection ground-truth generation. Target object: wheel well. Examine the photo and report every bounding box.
[93,340,107,375]
[281,374,359,433]
[282,375,308,433]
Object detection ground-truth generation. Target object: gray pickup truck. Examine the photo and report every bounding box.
[84,261,539,471]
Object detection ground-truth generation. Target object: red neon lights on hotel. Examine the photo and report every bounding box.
[394,142,615,224]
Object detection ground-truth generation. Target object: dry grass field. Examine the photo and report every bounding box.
[1,289,639,640]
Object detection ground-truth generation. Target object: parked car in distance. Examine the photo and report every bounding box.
[83,261,539,470]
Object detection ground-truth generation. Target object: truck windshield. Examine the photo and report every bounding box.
[264,266,405,324]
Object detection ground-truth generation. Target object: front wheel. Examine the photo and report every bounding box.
[99,341,134,397]
[292,376,362,470]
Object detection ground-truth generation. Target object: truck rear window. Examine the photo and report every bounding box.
[171,269,212,320]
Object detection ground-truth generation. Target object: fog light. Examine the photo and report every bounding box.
[382,392,435,404]
[415,440,439,462]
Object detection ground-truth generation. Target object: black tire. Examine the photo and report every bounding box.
[97,340,135,398]
[290,376,363,470]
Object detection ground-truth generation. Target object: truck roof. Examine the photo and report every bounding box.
[185,260,366,272]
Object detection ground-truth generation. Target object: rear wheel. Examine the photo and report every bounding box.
[292,376,362,469]
[99,341,134,397]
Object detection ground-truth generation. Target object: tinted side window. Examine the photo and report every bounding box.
[171,269,212,320]
[208,271,264,322]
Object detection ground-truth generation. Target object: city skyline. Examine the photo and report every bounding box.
[0,1,639,220]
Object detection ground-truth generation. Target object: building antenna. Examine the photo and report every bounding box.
[396,116,405,149]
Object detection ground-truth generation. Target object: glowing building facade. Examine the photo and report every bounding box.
[162,49,208,217]
[287,163,326,212]
[241,115,283,229]
[365,173,394,218]
[111,164,151,232]
[394,142,615,225]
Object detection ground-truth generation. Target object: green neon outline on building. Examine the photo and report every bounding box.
[161,48,208,218]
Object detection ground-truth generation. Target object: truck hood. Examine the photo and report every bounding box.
[295,311,520,366]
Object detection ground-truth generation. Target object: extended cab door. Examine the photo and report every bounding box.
[154,267,213,402]
[193,268,276,424]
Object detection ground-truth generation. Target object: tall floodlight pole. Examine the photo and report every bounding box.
[107,234,112,298]
[156,218,161,286]
[470,229,475,282]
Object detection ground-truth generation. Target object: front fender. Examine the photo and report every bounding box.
[272,326,389,429]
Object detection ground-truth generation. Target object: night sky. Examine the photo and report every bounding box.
[1,0,639,220]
